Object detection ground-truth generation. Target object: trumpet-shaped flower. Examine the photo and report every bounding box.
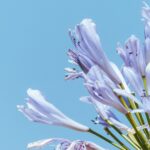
[81,96,130,131]
[27,138,107,150]
[122,66,145,97]
[69,19,122,84]
[67,49,94,73]
[17,88,89,132]
[84,66,127,114]
[113,88,150,115]
[142,2,150,22]
[117,35,146,76]
[145,38,150,64]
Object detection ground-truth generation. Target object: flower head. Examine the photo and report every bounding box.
[69,19,122,84]
[27,138,107,150]
[83,66,127,114]
[17,88,89,132]
[81,96,130,131]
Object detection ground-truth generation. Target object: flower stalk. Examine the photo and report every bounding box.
[104,127,129,150]
[88,128,124,150]
[118,90,150,150]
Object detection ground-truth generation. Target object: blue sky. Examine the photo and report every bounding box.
[0,0,145,149]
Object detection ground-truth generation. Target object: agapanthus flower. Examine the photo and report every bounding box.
[69,19,122,84]
[18,2,150,150]
[17,88,89,132]
[122,66,145,97]
[117,35,146,77]
[83,65,127,114]
[67,49,94,73]
[114,88,150,116]
[27,138,107,150]
[81,96,130,132]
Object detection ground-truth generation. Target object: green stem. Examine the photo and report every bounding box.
[128,98,150,139]
[106,120,141,150]
[88,128,124,150]
[127,134,141,149]
[119,83,150,149]
[104,127,128,150]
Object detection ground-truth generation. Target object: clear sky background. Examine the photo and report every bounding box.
[0,0,146,149]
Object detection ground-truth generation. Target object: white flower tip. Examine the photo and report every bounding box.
[80,96,92,104]
[17,105,24,111]
[26,88,46,103]
[81,18,93,23]
[64,67,76,73]
[27,88,39,96]
[27,139,52,149]
[80,18,96,28]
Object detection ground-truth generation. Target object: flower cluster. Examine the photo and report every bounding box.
[18,2,150,150]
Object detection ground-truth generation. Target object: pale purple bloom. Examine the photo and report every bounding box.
[27,138,70,149]
[84,66,127,114]
[17,88,89,132]
[69,19,122,84]
[18,3,150,150]
[142,2,150,38]
[67,49,94,73]
[117,35,146,76]
[122,66,145,97]
[142,2,150,22]
[113,89,143,107]
[81,96,130,131]
[27,138,107,150]
[144,38,150,64]
[144,22,150,38]
[64,67,85,80]
[117,35,139,69]
[116,43,128,65]
[110,62,130,92]
[113,88,150,115]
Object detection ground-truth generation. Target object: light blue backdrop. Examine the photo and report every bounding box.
[0,0,145,149]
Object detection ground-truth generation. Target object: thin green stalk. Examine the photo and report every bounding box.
[88,128,124,150]
[120,82,150,140]
[106,120,141,150]
[127,133,141,149]
[128,98,150,139]
[119,83,150,149]
[134,102,150,139]
[104,127,128,150]
[118,93,150,150]
[125,112,150,149]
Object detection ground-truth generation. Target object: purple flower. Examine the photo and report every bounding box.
[27,138,107,150]
[17,88,89,132]
[67,49,94,73]
[81,96,130,131]
[122,66,145,97]
[145,38,150,64]
[142,2,150,22]
[84,65,127,114]
[117,35,146,76]
[64,67,85,80]
[69,19,122,84]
